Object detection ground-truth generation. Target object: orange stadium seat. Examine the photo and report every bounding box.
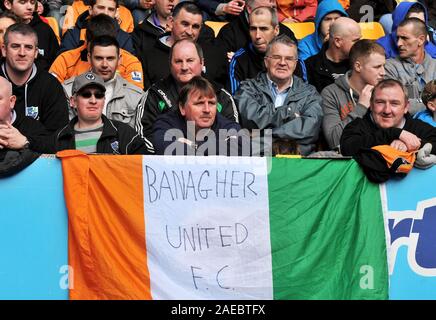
[282,22,315,40]
[205,21,228,37]
[359,22,385,40]
[46,16,61,44]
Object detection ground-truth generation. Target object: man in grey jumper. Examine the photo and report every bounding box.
[385,17,436,115]
[321,40,386,151]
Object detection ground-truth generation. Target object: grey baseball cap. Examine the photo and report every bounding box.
[72,72,106,95]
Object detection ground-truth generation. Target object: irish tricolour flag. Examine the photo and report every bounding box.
[59,150,388,300]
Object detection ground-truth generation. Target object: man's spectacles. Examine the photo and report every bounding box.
[266,55,298,63]
[78,91,105,99]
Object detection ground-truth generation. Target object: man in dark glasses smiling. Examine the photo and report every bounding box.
[52,72,151,155]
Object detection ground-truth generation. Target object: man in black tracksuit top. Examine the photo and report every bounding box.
[216,0,297,54]
[132,1,216,57]
[139,2,228,89]
[228,6,302,95]
[0,23,69,134]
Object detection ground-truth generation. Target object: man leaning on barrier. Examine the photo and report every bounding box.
[153,76,250,156]
[341,79,436,182]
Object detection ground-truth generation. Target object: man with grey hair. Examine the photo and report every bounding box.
[216,0,297,55]
[235,34,323,156]
[305,17,361,93]
[385,18,436,115]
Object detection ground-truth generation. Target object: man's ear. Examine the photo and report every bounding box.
[9,94,16,111]
[179,104,185,116]
[4,0,12,11]
[417,34,426,47]
[428,100,436,112]
[404,100,410,114]
[354,60,362,73]
[87,52,91,63]
[273,25,279,37]
[333,36,341,49]
[69,96,77,109]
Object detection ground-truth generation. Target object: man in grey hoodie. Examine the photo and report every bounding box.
[385,18,436,115]
[321,40,386,151]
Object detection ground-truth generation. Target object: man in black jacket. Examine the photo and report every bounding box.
[136,38,238,148]
[132,0,215,56]
[53,71,151,155]
[305,17,361,93]
[3,0,59,70]
[341,79,436,181]
[0,23,69,134]
[139,1,228,89]
[216,0,297,55]
[0,76,50,152]
[153,76,247,156]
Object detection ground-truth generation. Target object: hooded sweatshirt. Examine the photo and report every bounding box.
[28,13,60,71]
[0,63,69,134]
[59,11,134,54]
[321,71,369,150]
[377,1,436,59]
[298,0,347,62]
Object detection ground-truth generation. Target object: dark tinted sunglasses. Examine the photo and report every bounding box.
[78,91,105,99]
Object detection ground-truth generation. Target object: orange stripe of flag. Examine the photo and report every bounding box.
[57,150,151,299]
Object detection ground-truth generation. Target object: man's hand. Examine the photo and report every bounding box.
[415,143,436,169]
[227,51,235,62]
[390,139,407,152]
[399,130,421,152]
[358,84,374,108]
[0,123,29,150]
[223,0,245,16]
[282,17,299,23]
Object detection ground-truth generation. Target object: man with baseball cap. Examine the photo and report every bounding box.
[52,71,152,154]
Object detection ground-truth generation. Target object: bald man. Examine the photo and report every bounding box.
[0,76,50,152]
[305,17,361,93]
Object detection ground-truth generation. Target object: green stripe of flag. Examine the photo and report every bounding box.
[268,158,388,299]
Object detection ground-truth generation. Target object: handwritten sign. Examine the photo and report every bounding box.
[142,156,273,299]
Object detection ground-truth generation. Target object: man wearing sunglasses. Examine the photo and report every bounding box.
[52,72,151,155]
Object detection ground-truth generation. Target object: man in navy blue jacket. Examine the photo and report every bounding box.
[153,76,249,156]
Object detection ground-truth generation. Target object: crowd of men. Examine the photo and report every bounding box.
[0,0,435,181]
